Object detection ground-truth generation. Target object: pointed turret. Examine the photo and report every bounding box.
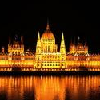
[77,36,80,44]
[36,31,41,53]
[35,31,42,67]
[84,42,88,54]
[60,32,66,68]
[62,32,64,40]
[21,36,24,50]
[8,36,11,53]
[21,36,23,44]
[2,46,5,53]
[38,31,40,40]
[69,37,76,54]
[60,32,66,54]
[14,34,18,41]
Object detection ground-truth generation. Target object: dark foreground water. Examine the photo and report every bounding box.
[0,75,100,100]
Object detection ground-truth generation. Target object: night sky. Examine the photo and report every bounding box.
[0,1,100,53]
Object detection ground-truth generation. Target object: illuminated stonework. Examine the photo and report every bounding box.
[0,36,34,71]
[35,22,66,69]
[70,42,88,54]
[0,22,100,71]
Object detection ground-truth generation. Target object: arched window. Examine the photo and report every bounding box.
[48,46,50,52]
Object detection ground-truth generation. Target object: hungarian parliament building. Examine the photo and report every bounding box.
[0,22,100,71]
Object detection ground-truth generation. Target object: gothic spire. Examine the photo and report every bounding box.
[45,18,50,32]
[62,32,64,40]
[60,32,66,54]
[77,36,80,44]
[38,31,40,40]
[21,36,23,44]
[36,31,41,53]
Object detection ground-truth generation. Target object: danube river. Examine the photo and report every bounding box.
[0,75,100,100]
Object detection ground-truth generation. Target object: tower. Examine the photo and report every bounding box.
[35,21,67,69]
[36,31,41,54]
[84,42,88,54]
[8,35,24,55]
[35,32,42,68]
[2,46,5,53]
[21,36,24,53]
[21,36,23,44]
[70,39,76,54]
[60,32,66,68]
[41,20,56,53]
[60,32,66,54]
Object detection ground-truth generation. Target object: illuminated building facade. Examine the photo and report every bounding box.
[35,22,66,70]
[0,36,34,71]
[0,22,100,71]
[69,40,88,54]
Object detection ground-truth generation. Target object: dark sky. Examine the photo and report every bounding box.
[0,1,100,53]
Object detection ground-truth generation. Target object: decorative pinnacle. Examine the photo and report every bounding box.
[38,31,40,40]
[78,36,80,40]
[46,18,50,31]
[21,36,23,43]
[62,32,64,40]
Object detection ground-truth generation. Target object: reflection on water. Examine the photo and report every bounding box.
[0,75,100,100]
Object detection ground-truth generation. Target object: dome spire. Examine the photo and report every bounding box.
[46,18,50,32]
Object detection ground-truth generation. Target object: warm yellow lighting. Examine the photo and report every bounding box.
[0,22,100,71]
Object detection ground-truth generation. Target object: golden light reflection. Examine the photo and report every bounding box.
[0,75,100,100]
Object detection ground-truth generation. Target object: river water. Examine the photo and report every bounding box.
[0,75,100,100]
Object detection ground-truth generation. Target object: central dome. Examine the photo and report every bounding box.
[41,22,54,40]
[42,32,54,40]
